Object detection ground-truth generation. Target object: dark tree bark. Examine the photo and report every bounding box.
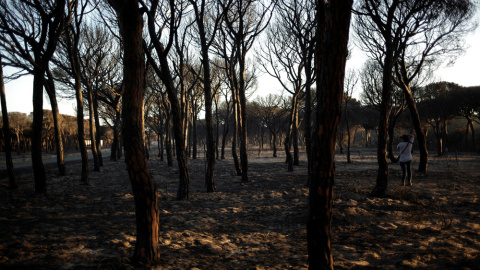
[308,1,352,269]
[144,0,190,200]
[189,0,220,192]
[93,94,103,166]
[87,87,100,172]
[0,55,17,189]
[64,4,89,183]
[232,87,242,176]
[44,71,66,176]
[32,70,47,194]
[108,0,160,266]
[0,0,66,194]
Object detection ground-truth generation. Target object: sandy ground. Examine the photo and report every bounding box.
[0,148,479,269]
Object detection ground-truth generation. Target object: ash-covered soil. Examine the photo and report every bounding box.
[0,149,479,269]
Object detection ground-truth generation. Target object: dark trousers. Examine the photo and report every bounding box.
[400,160,412,185]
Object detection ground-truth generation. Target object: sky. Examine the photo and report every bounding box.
[3,17,480,117]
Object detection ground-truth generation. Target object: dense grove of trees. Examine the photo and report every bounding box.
[0,0,478,268]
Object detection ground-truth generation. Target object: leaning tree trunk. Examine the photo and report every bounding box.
[0,57,17,189]
[110,0,160,265]
[308,1,352,269]
[44,72,66,176]
[403,86,428,173]
[87,88,100,172]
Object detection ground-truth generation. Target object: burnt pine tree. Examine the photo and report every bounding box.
[143,0,191,200]
[308,0,353,269]
[0,54,17,189]
[107,0,160,266]
[0,0,66,194]
[64,0,89,184]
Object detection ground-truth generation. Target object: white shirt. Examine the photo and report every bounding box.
[397,137,414,162]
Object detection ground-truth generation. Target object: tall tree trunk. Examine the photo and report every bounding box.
[44,71,66,176]
[285,94,299,171]
[371,50,394,197]
[346,112,352,164]
[215,97,220,160]
[232,88,242,176]
[304,55,313,176]
[221,102,230,160]
[93,93,103,166]
[200,43,216,192]
[165,117,173,167]
[0,57,17,189]
[387,113,399,161]
[111,123,118,161]
[272,133,277,157]
[109,0,160,265]
[32,69,47,194]
[238,56,249,183]
[192,111,198,159]
[87,89,100,171]
[308,1,352,269]
[293,111,299,166]
[65,25,89,183]
[403,87,428,173]
[76,86,89,183]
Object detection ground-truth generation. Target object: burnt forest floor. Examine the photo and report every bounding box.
[0,148,479,269]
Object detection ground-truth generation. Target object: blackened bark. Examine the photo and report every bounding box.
[238,57,249,183]
[32,71,47,194]
[403,88,428,173]
[165,117,173,167]
[44,68,67,176]
[221,101,230,160]
[308,1,352,269]
[0,56,17,189]
[109,0,160,265]
[93,94,103,166]
[65,19,89,183]
[232,88,242,176]
[87,89,100,172]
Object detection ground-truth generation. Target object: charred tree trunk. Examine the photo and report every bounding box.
[109,0,160,265]
[387,112,400,162]
[165,118,173,167]
[32,69,47,194]
[293,108,300,166]
[87,89,100,172]
[221,102,230,160]
[93,93,103,166]
[232,88,242,176]
[44,71,66,176]
[272,132,278,157]
[0,57,17,189]
[237,55,249,183]
[65,23,89,183]
[192,111,198,159]
[308,1,352,269]
[371,53,395,197]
